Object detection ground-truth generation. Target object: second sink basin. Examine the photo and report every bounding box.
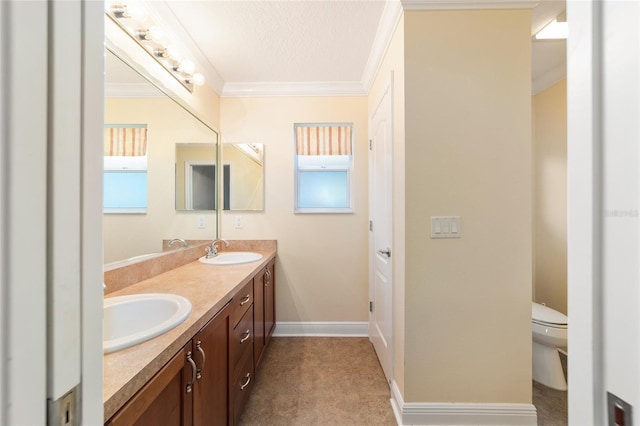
[104,293,192,354]
[199,252,263,265]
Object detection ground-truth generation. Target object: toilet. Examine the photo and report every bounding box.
[532,302,568,391]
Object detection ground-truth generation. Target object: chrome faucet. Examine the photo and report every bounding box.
[205,239,230,258]
[168,238,189,248]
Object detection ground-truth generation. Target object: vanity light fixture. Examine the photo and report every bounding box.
[106,2,206,92]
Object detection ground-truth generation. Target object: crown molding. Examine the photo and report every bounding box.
[401,0,537,10]
[139,0,540,98]
[362,1,404,94]
[222,0,403,98]
[221,81,367,98]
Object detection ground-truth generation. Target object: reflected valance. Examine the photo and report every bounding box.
[104,125,148,156]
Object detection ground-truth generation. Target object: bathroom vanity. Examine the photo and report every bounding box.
[103,241,276,425]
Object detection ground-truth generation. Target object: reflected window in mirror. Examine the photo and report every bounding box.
[104,124,148,214]
[104,49,219,265]
[221,144,265,211]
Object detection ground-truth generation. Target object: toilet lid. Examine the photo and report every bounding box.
[532,303,568,326]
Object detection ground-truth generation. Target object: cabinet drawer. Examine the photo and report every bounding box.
[231,308,254,376]
[230,280,253,328]
[231,348,254,424]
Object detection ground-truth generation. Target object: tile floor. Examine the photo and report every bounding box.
[240,337,568,426]
[533,352,568,425]
[239,337,396,425]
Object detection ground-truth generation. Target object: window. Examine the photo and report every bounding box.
[103,125,148,214]
[294,123,353,213]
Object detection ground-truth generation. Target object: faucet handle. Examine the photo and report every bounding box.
[205,245,217,259]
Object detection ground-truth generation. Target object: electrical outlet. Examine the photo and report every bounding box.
[197,215,205,229]
[235,215,243,229]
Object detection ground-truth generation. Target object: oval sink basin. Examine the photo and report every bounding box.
[198,252,263,265]
[104,293,192,354]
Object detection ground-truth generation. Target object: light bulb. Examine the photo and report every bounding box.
[148,26,166,44]
[191,73,205,86]
[126,3,147,22]
[165,45,182,61]
[179,60,195,74]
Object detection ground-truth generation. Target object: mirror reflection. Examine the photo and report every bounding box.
[104,49,218,265]
[222,144,265,211]
[175,143,217,211]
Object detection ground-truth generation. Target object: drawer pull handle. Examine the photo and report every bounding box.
[240,330,251,343]
[240,373,251,390]
[195,340,206,380]
[186,351,196,393]
[240,294,251,306]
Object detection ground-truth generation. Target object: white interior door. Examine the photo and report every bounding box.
[369,73,394,383]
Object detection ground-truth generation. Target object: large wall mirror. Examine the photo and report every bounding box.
[222,143,265,211]
[104,48,218,265]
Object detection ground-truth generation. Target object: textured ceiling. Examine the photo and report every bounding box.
[164,0,387,83]
[140,0,566,95]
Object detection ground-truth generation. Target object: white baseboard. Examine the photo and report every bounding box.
[273,321,368,337]
[391,381,537,425]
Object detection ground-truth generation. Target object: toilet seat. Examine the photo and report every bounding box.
[532,302,567,327]
[533,319,567,329]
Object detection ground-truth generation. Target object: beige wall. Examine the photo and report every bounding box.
[368,13,406,395]
[104,97,217,264]
[187,83,220,132]
[402,9,532,403]
[219,97,369,322]
[533,80,567,315]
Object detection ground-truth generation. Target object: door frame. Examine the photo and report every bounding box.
[567,1,604,424]
[185,161,216,210]
[0,2,104,423]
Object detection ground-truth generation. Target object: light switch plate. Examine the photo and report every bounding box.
[430,216,461,239]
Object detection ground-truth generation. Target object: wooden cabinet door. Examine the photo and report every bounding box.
[230,348,254,426]
[264,261,276,346]
[193,302,231,426]
[252,272,265,367]
[107,345,193,426]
